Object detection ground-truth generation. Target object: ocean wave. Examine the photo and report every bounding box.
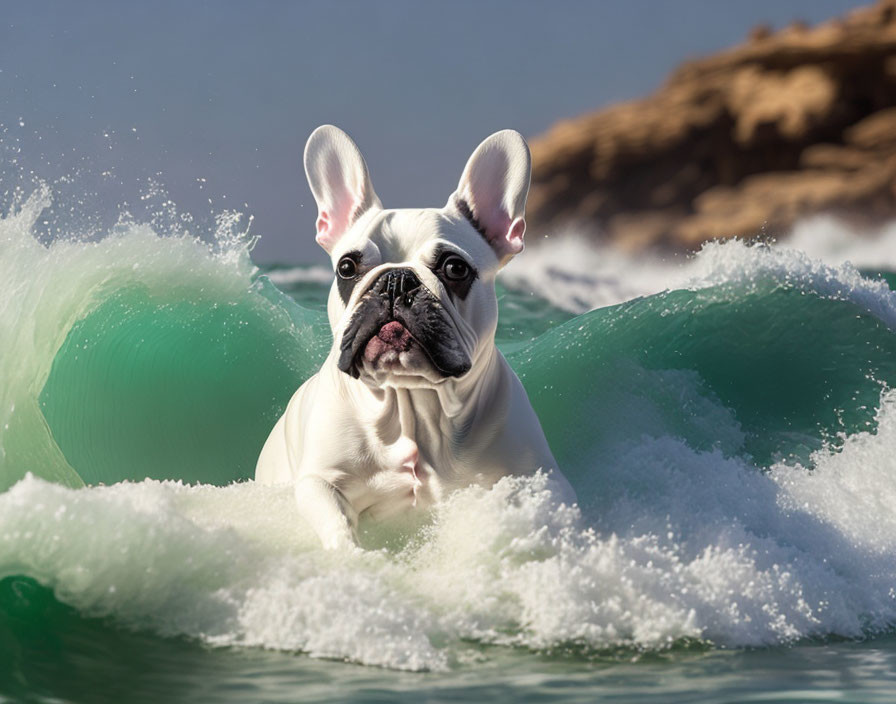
[0,186,322,491]
[264,265,335,287]
[5,389,896,673]
[5,187,896,670]
[503,217,896,314]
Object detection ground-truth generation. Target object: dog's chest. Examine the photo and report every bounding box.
[338,386,496,520]
[354,434,444,519]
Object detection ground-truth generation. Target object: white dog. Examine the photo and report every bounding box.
[255,125,574,549]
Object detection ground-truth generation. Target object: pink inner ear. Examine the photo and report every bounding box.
[315,211,336,251]
[314,191,365,252]
[506,217,526,254]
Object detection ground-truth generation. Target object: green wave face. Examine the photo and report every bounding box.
[34,268,896,492]
[37,278,328,486]
[513,281,896,504]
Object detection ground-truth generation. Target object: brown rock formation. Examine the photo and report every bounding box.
[527,0,896,250]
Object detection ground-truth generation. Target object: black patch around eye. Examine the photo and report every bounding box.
[336,250,363,304]
[432,249,477,300]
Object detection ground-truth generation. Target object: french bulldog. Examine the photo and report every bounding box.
[255,125,574,549]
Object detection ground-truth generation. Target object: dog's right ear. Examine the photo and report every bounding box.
[304,125,382,254]
[448,130,531,266]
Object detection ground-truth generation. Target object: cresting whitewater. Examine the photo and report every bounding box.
[5,184,896,699]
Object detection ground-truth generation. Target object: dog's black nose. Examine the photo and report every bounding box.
[376,268,422,307]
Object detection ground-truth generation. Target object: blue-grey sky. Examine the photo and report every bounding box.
[2,0,865,263]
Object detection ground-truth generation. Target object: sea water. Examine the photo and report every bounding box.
[4,187,896,702]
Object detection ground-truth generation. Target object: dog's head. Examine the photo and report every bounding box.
[304,125,530,388]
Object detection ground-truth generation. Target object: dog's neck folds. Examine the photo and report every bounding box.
[330,343,505,451]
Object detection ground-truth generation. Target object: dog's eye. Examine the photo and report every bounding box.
[443,255,470,281]
[336,256,358,279]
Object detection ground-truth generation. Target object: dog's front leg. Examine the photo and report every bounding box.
[294,474,358,550]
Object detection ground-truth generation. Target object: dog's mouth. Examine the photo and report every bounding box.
[337,283,472,382]
[344,317,466,381]
[362,321,416,365]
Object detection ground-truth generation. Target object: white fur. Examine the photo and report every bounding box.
[255,126,574,549]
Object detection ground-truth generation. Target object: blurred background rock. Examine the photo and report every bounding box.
[2,0,886,260]
[528,0,896,251]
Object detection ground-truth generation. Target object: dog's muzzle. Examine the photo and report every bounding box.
[337,267,471,379]
[379,267,423,308]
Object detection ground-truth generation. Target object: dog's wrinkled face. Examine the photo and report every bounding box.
[303,126,531,388]
[330,208,496,386]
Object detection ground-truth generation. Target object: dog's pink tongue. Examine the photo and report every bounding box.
[364,321,413,362]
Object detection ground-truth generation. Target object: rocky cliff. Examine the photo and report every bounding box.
[527,0,896,249]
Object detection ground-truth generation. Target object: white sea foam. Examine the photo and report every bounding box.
[685,240,896,330]
[502,217,896,314]
[265,265,334,287]
[500,236,686,313]
[5,387,896,672]
[787,215,896,270]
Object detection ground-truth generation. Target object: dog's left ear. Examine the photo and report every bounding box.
[449,130,531,265]
[304,125,382,254]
